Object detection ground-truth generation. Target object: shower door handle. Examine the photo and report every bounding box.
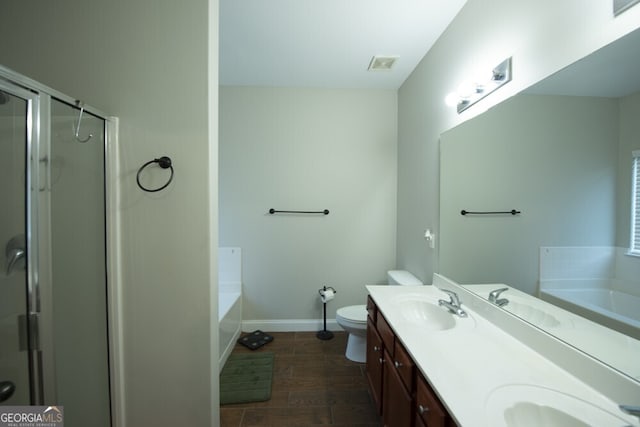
[0,381,16,402]
[5,235,26,276]
[6,248,25,276]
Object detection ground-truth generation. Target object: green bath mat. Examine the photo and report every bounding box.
[220,352,274,405]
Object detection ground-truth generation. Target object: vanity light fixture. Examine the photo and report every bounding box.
[451,57,512,114]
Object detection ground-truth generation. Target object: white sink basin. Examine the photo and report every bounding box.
[390,294,474,331]
[485,384,633,427]
[506,301,563,328]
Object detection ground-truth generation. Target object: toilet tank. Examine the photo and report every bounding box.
[387,270,423,286]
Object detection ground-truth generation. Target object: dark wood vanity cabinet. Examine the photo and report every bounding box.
[415,373,456,427]
[366,296,456,427]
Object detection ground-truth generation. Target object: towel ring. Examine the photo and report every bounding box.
[136,156,174,192]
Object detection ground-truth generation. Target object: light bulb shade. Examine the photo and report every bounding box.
[456,57,512,113]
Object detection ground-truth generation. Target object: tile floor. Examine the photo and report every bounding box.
[220,331,382,427]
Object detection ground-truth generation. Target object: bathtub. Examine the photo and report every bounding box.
[218,247,242,372]
[219,285,242,371]
[540,287,640,340]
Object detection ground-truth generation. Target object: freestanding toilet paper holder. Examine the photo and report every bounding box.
[317,286,337,340]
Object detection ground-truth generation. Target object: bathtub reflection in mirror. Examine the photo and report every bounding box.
[439,26,640,383]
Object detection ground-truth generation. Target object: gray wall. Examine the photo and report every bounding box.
[0,1,218,426]
[396,0,640,284]
[219,87,397,322]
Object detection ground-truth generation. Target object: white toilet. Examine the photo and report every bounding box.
[336,270,423,362]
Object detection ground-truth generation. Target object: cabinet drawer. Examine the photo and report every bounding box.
[393,339,415,392]
[366,295,377,322]
[376,312,395,352]
[416,373,451,427]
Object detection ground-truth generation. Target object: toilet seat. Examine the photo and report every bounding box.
[336,305,367,324]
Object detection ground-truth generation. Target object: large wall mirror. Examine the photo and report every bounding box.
[439,26,640,383]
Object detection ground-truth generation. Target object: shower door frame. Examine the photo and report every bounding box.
[0,76,41,404]
[0,65,123,427]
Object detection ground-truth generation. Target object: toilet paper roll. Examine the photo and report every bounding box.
[321,289,335,303]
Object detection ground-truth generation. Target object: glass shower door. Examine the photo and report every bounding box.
[49,98,111,426]
[0,86,31,405]
[0,71,112,424]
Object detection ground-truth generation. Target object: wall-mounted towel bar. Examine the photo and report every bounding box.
[461,209,521,216]
[269,209,330,215]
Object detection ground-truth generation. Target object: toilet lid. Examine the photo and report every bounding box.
[337,305,367,323]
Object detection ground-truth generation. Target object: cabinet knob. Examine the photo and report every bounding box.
[373,345,380,352]
[394,361,403,368]
[379,358,384,364]
[418,404,429,414]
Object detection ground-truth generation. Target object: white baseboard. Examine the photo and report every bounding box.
[242,318,342,333]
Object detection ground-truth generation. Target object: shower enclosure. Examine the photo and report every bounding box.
[0,66,113,426]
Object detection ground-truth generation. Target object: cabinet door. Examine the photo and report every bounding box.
[383,348,413,427]
[366,317,384,414]
[376,313,395,352]
[393,339,415,393]
[415,414,427,427]
[416,373,452,427]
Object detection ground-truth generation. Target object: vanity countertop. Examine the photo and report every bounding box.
[366,282,640,427]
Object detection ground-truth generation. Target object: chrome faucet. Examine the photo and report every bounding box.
[438,289,467,317]
[620,404,640,421]
[488,287,509,307]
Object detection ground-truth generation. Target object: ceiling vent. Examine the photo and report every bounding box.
[368,56,398,71]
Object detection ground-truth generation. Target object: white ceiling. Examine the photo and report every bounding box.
[219,0,468,89]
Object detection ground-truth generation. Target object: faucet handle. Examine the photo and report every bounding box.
[440,289,460,306]
[489,287,508,302]
[620,405,640,419]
